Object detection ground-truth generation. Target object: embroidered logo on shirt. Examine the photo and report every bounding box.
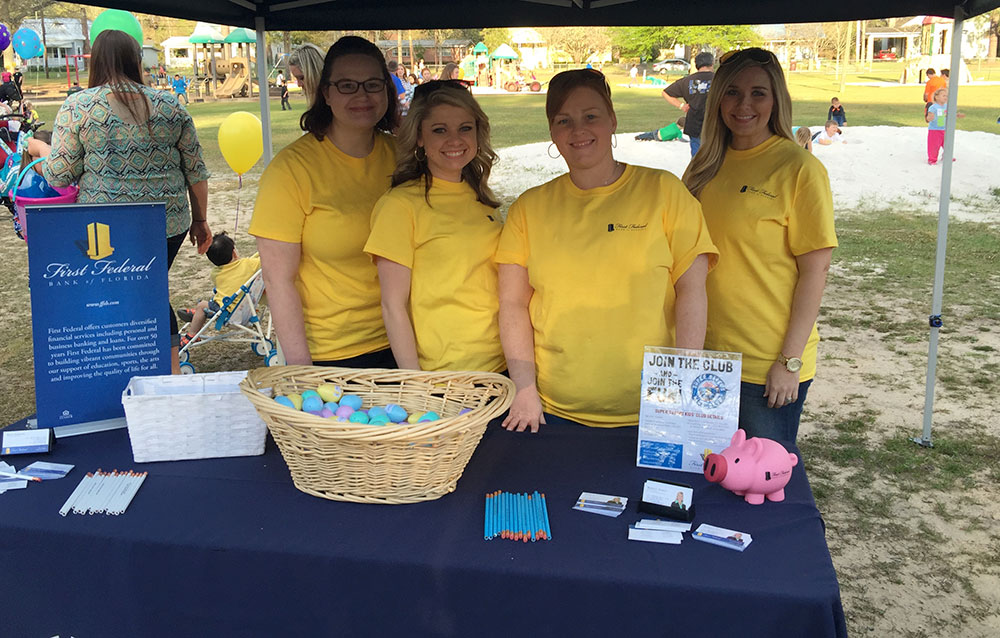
[607,223,649,232]
[739,185,777,199]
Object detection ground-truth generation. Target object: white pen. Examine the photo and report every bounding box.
[0,470,41,483]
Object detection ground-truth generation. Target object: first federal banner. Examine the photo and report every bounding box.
[27,203,171,429]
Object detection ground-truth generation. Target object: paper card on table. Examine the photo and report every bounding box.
[0,461,28,493]
[2,428,53,455]
[642,479,694,509]
[574,492,627,517]
[637,347,741,473]
[628,526,684,544]
[635,519,692,533]
[20,462,74,480]
[692,524,752,551]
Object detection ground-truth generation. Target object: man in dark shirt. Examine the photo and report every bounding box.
[662,52,715,157]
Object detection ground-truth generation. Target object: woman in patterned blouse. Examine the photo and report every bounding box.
[42,29,212,373]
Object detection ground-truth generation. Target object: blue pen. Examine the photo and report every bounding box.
[532,491,541,540]
[521,493,527,541]
[514,492,520,541]
[484,493,489,540]
[503,491,509,540]
[517,492,523,541]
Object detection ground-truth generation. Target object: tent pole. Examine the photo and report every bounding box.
[255,17,273,167]
[915,4,965,448]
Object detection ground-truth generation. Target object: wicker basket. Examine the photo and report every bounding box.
[123,371,267,463]
[239,366,514,504]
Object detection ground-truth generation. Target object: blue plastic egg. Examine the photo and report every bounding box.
[348,411,370,424]
[323,401,339,412]
[367,406,388,421]
[385,404,408,423]
[369,416,390,426]
[301,396,323,413]
[340,394,363,410]
[274,396,296,410]
[418,411,441,422]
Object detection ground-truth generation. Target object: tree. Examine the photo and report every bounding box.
[610,26,676,60]
[541,26,610,64]
[0,0,56,30]
[480,28,510,52]
[610,25,759,61]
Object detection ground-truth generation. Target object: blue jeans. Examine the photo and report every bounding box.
[738,379,812,442]
[689,136,701,156]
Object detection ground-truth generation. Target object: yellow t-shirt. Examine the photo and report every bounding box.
[211,254,261,310]
[249,131,395,361]
[698,135,838,384]
[365,177,505,373]
[495,164,719,427]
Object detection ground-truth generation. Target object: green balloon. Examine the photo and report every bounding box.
[90,9,143,46]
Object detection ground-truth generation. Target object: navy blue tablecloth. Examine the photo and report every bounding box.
[3,419,846,637]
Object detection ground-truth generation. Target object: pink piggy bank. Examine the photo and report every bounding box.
[703,430,798,505]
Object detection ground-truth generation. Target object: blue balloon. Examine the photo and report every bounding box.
[12,28,41,60]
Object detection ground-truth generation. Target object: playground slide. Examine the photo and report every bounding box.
[217,71,249,98]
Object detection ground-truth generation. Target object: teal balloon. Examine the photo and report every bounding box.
[12,28,41,59]
[90,9,143,46]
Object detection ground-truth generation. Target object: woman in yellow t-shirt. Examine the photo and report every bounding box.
[495,70,718,431]
[365,81,504,373]
[683,48,838,442]
[250,36,399,367]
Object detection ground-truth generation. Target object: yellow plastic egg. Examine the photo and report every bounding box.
[287,393,303,410]
[407,412,423,424]
[317,383,343,403]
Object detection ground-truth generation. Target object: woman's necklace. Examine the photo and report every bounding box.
[604,160,624,186]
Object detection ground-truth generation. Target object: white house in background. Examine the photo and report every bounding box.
[18,18,92,71]
[161,35,194,68]
[510,28,549,69]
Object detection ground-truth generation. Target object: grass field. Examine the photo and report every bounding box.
[3,57,1000,637]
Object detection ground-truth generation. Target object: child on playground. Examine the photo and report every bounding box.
[178,232,261,347]
[634,116,687,142]
[925,87,964,165]
[814,120,845,145]
[827,97,846,127]
[172,74,189,105]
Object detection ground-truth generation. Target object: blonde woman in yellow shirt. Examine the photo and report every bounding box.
[684,48,837,442]
[496,70,718,431]
[250,37,398,367]
[365,81,504,372]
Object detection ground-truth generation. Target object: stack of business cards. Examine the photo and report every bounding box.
[627,518,692,544]
[0,461,27,493]
[692,524,752,551]
[19,462,74,480]
[573,492,627,517]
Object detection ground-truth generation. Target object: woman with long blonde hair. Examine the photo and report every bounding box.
[683,48,837,442]
[364,81,504,372]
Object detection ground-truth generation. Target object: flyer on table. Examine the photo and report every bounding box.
[27,203,171,428]
[637,347,741,473]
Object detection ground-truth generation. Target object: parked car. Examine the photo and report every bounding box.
[876,50,897,60]
[652,58,689,74]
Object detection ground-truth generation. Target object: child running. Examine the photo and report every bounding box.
[178,232,261,347]
[925,87,965,165]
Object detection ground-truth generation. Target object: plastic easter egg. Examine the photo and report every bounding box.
[317,383,343,403]
[369,416,390,426]
[335,405,355,418]
[286,394,303,410]
[367,406,388,421]
[407,413,422,424]
[459,408,472,416]
[301,395,323,413]
[348,411,370,424]
[340,394,363,410]
[274,396,296,410]
[323,401,339,412]
[319,407,335,418]
[301,389,320,401]
[418,411,441,422]
[385,404,408,423]
[336,416,349,422]
[305,409,323,416]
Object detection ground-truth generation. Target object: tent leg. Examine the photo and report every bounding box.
[916,5,966,449]
[256,17,273,167]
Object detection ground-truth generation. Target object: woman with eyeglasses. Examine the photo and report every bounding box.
[364,81,504,373]
[250,36,399,367]
[683,48,837,442]
[495,70,718,432]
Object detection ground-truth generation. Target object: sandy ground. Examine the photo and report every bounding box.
[490,126,1000,223]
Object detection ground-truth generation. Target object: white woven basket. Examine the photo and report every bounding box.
[122,370,267,463]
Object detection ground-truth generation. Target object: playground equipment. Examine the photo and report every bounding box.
[216,57,253,98]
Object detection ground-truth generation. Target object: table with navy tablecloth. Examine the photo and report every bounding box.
[3,418,847,638]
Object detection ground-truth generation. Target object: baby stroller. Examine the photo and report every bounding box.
[177,268,276,373]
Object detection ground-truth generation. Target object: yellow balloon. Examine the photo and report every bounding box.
[218,111,263,175]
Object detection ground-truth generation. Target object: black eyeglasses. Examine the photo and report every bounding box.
[413,79,471,98]
[327,78,387,94]
[719,48,773,66]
